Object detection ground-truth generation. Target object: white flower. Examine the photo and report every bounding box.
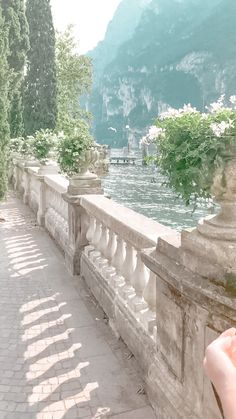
[160,107,180,120]
[210,120,233,138]
[207,95,225,113]
[139,135,150,147]
[139,126,165,147]
[230,95,236,106]
[159,104,198,120]
[182,104,198,114]
[148,126,165,140]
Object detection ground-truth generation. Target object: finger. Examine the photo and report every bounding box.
[205,336,236,371]
[230,335,236,367]
[220,328,236,338]
[231,335,236,348]
[208,335,232,352]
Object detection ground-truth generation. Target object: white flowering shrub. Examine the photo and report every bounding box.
[140,126,166,147]
[148,95,236,206]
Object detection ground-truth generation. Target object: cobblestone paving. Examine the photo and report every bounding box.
[0,194,156,419]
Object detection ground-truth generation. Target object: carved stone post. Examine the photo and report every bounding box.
[23,169,31,205]
[35,164,58,227]
[37,175,46,227]
[63,167,103,276]
[14,162,21,191]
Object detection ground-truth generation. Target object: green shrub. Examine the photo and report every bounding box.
[57,120,93,176]
[143,96,236,207]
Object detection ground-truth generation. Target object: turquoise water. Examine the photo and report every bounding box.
[102,150,213,231]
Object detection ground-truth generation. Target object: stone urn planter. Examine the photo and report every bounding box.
[67,148,103,195]
[198,144,236,239]
[181,144,236,287]
[38,160,59,175]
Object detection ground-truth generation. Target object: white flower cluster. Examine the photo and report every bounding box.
[139,126,165,147]
[206,95,225,113]
[210,120,233,138]
[206,94,236,113]
[230,95,236,107]
[159,104,198,120]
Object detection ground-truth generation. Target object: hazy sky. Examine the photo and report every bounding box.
[51,0,122,54]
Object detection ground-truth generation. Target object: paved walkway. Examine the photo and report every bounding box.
[0,194,156,419]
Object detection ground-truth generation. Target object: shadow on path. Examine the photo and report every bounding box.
[0,194,155,419]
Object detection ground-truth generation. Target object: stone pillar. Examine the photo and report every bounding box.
[37,175,46,227]
[14,163,21,191]
[36,164,59,227]
[23,168,31,205]
[63,172,103,275]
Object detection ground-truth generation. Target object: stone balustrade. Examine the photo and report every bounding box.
[80,195,173,339]
[12,157,236,419]
[13,159,69,253]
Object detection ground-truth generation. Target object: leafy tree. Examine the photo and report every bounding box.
[24,0,57,135]
[0,4,10,199]
[56,26,92,133]
[2,0,29,138]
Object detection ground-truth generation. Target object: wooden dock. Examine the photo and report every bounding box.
[110,156,137,165]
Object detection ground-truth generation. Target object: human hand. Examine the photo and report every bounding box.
[204,328,236,419]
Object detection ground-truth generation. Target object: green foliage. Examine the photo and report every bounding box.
[31,129,58,163]
[153,99,236,206]
[0,4,10,200]
[2,0,29,137]
[9,135,33,156]
[24,0,57,135]
[9,136,24,153]
[56,26,92,132]
[57,120,93,176]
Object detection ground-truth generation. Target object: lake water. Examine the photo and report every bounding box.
[102,149,213,231]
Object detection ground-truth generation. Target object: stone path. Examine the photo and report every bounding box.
[0,194,156,419]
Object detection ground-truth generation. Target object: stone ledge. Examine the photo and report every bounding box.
[80,195,175,249]
[142,247,236,320]
[44,174,69,194]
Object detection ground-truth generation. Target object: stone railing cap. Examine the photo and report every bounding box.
[81,195,175,249]
[44,174,69,194]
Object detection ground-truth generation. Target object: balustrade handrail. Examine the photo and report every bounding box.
[80,194,174,250]
[44,174,69,195]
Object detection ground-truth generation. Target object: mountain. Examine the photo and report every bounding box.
[87,0,151,87]
[87,0,236,147]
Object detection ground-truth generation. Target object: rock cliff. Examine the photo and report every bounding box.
[87,0,236,146]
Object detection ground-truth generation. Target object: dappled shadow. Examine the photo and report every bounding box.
[0,194,151,418]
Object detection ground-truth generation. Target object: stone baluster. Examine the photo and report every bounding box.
[119,243,136,300]
[84,216,96,256]
[95,224,109,271]
[105,229,117,261]
[103,230,117,280]
[110,237,126,288]
[90,219,102,263]
[129,250,149,313]
[141,271,157,334]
